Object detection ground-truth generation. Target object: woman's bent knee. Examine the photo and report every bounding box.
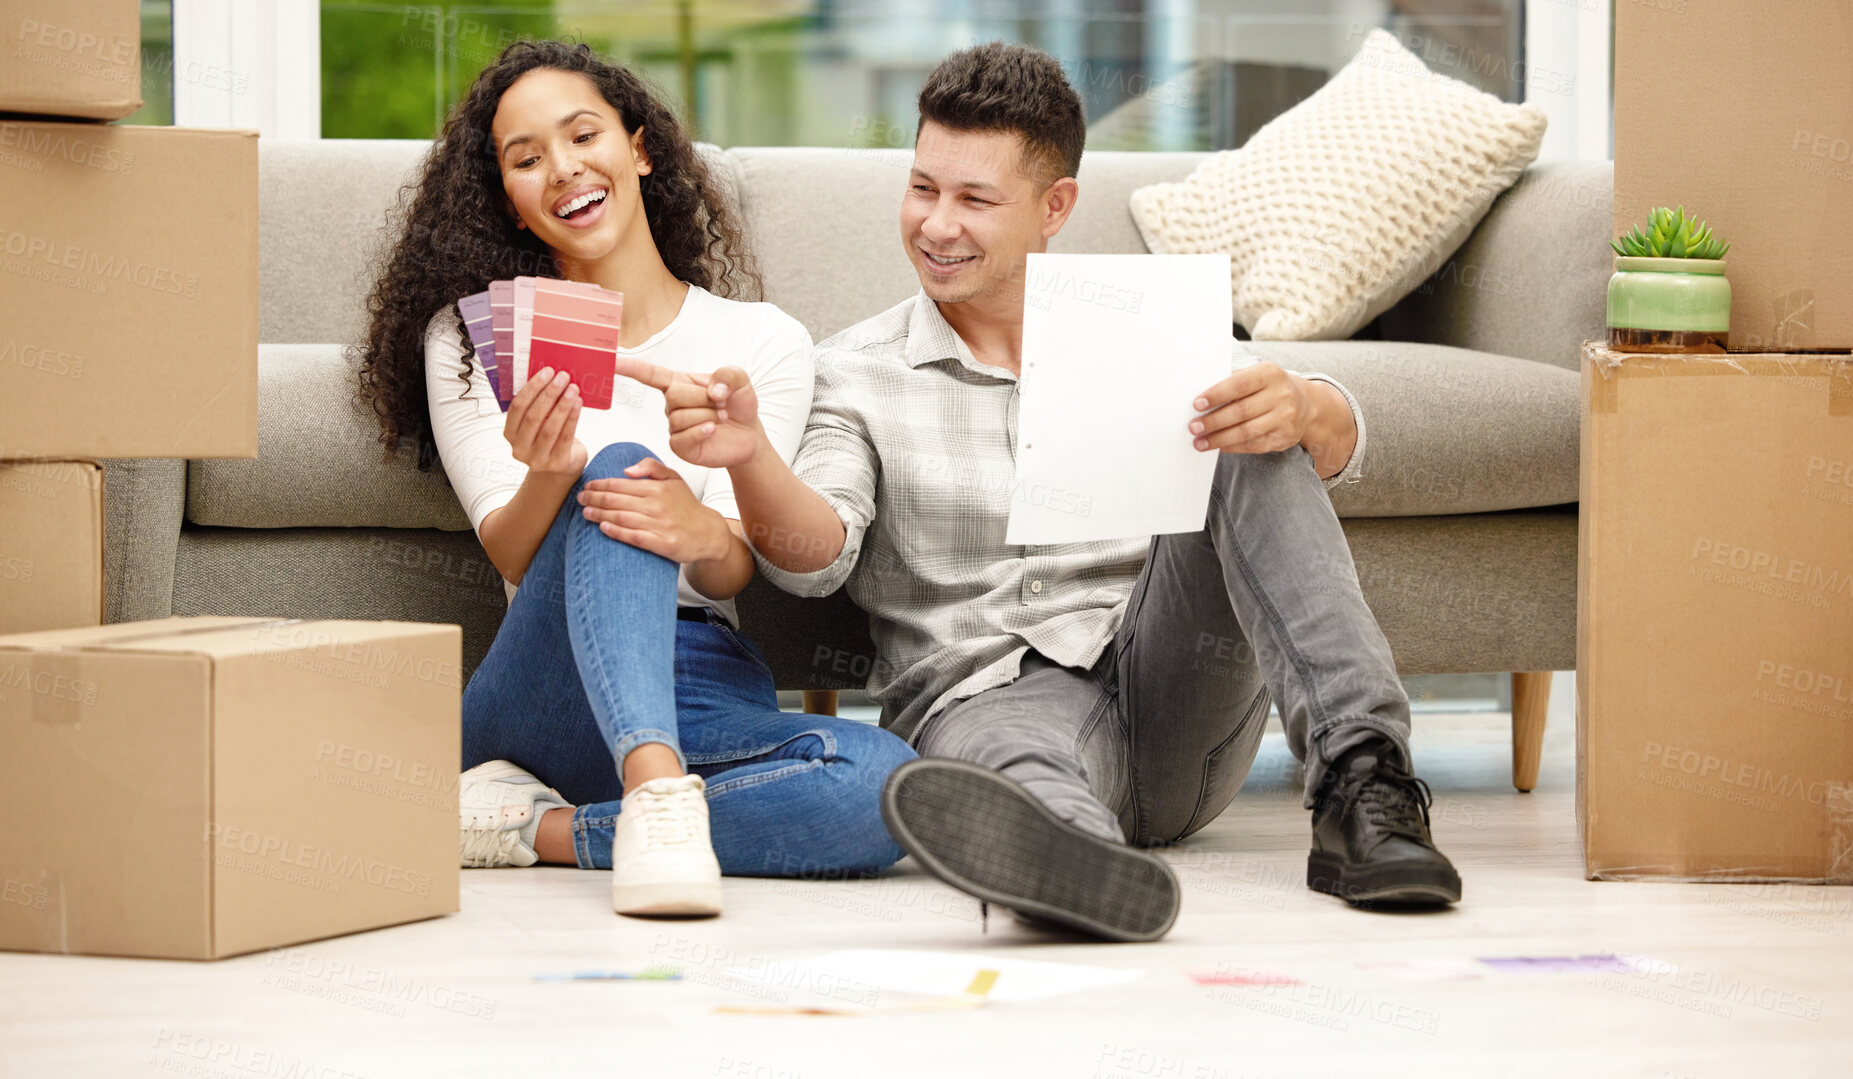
[584,441,657,481]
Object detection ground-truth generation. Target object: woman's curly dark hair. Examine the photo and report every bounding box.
[352,39,759,472]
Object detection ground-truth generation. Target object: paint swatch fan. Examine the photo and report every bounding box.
[455,275,622,410]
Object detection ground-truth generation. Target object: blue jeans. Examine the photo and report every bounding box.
[461,442,912,876]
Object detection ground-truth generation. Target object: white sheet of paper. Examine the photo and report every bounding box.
[1006,253,1233,545]
[723,948,1144,1004]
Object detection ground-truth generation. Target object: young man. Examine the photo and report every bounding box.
[617,42,1460,941]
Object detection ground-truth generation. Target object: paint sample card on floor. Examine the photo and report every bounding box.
[724,949,1143,1005]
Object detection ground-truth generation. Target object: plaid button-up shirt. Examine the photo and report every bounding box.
[755,292,1366,742]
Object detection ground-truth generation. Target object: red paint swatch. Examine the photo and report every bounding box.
[521,278,623,409]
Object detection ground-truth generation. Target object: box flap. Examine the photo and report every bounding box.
[120,620,465,666]
[0,616,287,653]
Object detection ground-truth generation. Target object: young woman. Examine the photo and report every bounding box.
[354,40,912,918]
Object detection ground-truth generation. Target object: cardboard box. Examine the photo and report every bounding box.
[0,616,461,958]
[1578,344,1853,881]
[0,121,256,458]
[0,0,142,120]
[0,458,103,635]
[1615,1,1853,351]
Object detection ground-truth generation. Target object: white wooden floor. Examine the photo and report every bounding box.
[5,675,1849,1078]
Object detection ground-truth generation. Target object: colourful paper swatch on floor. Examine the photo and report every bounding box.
[1477,954,1656,975]
[1189,968,1301,986]
[716,969,1000,1016]
[527,277,622,408]
[533,968,682,982]
[723,948,1142,1006]
[488,280,515,408]
[455,290,503,411]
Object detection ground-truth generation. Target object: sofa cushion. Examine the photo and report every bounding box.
[187,344,472,531]
[1378,160,1613,371]
[1244,341,1578,517]
[1129,29,1546,341]
[173,526,504,678]
[100,457,187,622]
[1344,508,1576,674]
[260,139,431,347]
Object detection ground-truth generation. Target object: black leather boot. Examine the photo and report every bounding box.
[1308,739,1461,907]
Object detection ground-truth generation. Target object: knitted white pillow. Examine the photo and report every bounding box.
[1129,29,1547,341]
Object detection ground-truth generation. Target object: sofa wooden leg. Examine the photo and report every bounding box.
[1511,671,1550,793]
[802,690,839,717]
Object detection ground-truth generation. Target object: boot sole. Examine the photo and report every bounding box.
[1307,850,1461,906]
[880,758,1179,942]
[613,879,722,918]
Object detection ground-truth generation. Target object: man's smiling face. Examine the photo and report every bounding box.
[900,121,1064,306]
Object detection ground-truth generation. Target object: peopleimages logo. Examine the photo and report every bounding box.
[1690,537,1853,593]
[1755,660,1853,706]
[203,823,433,896]
[248,624,462,689]
[0,662,99,705]
[1752,658,1853,723]
[1793,129,1853,164]
[0,227,197,297]
[14,18,138,63]
[0,122,136,174]
[1026,262,1144,315]
[1640,741,1844,808]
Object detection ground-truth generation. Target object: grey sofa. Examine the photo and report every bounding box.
[100,141,1611,789]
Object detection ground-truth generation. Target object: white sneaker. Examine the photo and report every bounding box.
[459,760,569,868]
[612,774,723,916]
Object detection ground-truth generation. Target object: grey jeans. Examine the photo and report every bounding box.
[915,446,1411,847]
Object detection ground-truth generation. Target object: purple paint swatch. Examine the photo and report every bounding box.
[457,291,504,411]
[1477,955,1643,975]
[489,280,516,409]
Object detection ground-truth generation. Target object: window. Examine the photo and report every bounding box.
[320,1,1526,149]
[121,0,175,126]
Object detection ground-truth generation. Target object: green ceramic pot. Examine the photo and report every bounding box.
[1607,256,1730,351]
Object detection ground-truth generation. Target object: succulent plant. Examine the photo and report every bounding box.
[1611,206,1730,260]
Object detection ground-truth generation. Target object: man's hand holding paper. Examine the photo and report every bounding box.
[1189,359,1358,477]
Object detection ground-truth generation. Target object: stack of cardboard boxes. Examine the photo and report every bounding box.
[1581,1,1853,882]
[1,0,255,635]
[0,2,461,957]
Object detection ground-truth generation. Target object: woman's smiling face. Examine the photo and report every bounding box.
[491,68,651,262]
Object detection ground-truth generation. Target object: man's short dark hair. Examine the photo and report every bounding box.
[916,42,1085,183]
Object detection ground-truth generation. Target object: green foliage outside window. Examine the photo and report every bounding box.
[321,1,556,138]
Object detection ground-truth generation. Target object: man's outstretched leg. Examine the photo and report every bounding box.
[1116,445,1460,907]
[881,655,1182,942]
